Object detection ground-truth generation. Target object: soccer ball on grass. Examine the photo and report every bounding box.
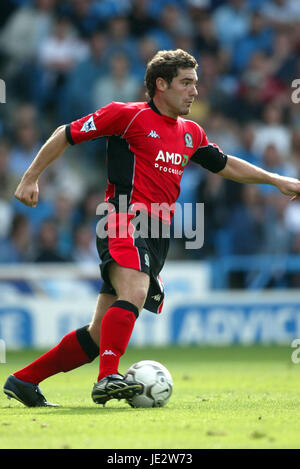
[124,360,173,408]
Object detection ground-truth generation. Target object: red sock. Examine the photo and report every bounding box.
[13,325,99,385]
[98,300,139,381]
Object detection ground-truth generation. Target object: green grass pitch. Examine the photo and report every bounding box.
[0,346,300,449]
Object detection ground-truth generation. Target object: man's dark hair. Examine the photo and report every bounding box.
[144,49,198,99]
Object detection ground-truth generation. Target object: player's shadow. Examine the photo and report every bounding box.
[40,406,135,415]
[1,404,152,415]
[1,403,163,416]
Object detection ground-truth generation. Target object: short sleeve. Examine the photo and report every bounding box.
[65,102,132,145]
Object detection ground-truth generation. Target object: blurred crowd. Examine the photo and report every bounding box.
[1,0,300,287]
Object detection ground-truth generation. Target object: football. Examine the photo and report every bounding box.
[124,360,173,408]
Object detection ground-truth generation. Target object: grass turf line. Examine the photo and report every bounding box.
[0,346,300,449]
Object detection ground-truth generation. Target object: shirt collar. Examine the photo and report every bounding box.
[148,99,161,115]
[147,99,178,124]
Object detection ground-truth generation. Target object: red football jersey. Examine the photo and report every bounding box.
[66,100,226,223]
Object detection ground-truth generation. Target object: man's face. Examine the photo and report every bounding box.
[160,68,198,117]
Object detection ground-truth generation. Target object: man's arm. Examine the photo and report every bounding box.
[218,155,300,200]
[15,125,69,207]
[14,102,133,208]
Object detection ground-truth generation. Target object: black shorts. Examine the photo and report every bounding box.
[96,211,170,314]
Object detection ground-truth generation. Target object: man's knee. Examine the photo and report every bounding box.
[108,263,149,311]
[125,286,148,312]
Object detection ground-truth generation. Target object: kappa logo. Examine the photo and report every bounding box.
[102,349,116,357]
[151,294,161,302]
[80,115,96,133]
[147,130,160,139]
[144,253,150,267]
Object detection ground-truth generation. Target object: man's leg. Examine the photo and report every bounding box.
[98,263,149,380]
[88,292,117,344]
[13,293,118,384]
[3,293,116,406]
[91,262,149,404]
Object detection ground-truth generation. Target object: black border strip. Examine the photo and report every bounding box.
[112,300,139,319]
[76,325,99,360]
[65,123,75,145]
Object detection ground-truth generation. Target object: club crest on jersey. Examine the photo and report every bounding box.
[80,116,96,133]
[184,132,193,148]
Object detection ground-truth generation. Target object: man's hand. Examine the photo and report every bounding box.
[275,175,300,201]
[15,177,39,208]
[219,156,300,201]
[13,125,68,208]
